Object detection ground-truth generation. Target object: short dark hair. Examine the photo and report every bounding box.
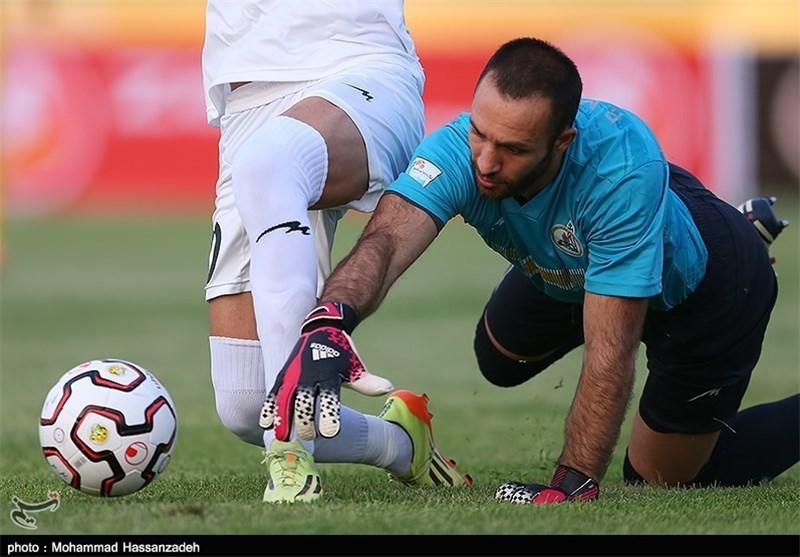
[477,37,583,141]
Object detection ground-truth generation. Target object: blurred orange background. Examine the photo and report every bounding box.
[2,1,798,218]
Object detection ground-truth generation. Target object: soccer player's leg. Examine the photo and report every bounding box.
[205,83,347,503]
[206,148,265,447]
[474,265,584,388]
[228,95,361,503]
[228,67,431,501]
[207,212,339,447]
[208,295,262,445]
[625,172,798,487]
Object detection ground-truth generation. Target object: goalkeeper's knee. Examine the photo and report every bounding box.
[473,313,549,387]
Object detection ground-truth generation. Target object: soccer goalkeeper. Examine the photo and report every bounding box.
[262,37,798,504]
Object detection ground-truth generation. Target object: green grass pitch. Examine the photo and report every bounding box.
[1,196,798,537]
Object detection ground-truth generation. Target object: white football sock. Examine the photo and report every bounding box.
[209,336,267,446]
[313,407,413,475]
[232,114,327,415]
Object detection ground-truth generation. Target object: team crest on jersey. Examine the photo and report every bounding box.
[407,157,442,188]
[551,221,583,257]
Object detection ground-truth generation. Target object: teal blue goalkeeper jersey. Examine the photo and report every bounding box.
[386,99,708,310]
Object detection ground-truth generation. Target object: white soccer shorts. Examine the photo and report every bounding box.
[205,63,425,301]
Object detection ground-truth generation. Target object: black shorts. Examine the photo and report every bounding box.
[479,164,778,434]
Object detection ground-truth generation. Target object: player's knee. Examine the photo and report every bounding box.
[473,312,547,387]
[231,128,289,193]
[231,115,327,211]
[213,391,264,446]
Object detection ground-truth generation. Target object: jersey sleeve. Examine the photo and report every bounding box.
[582,160,670,298]
[386,116,476,230]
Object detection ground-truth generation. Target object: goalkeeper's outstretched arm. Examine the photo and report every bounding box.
[320,194,439,321]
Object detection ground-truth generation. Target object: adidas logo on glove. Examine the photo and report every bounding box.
[311,342,340,361]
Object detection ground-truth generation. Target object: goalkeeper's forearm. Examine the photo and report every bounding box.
[321,195,438,320]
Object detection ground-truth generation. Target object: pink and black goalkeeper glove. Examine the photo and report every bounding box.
[259,302,394,441]
[495,465,600,505]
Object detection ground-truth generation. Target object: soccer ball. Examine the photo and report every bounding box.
[39,359,178,497]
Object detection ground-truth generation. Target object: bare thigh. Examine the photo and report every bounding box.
[282,96,369,210]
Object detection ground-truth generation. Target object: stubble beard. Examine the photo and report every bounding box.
[473,147,555,202]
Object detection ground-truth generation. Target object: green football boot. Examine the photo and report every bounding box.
[379,390,472,487]
[262,439,322,503]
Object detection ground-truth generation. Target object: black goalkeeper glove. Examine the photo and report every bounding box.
[495,465,600,505]
[738,196,789,246]
[260,302,393,441]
